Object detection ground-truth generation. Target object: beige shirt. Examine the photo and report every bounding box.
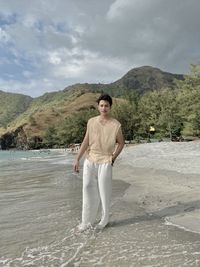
[86,116,121,163]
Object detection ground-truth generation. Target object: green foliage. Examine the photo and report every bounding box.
[175,61,200,136]
[29,115,37,126]
[8,91,68,128]
[192,110,200,136]
[112,92,140,140]
[138,90,162,136]
[112,66,183,95]
[61,108,98,145]
[137,88,182,138]
[43,125,58,148]
[0,91,32,127]
[43,108,98,147]
[28,136,43,149]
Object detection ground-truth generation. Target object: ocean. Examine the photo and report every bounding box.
[0,148,200,266]
[0,150,129,266]
[0,150,83,265]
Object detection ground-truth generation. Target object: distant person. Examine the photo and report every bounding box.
[73,94,124,231]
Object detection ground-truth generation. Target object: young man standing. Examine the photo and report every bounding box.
[73,94,124,231]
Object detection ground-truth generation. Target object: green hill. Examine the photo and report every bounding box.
[0,66,185,149]
[72,66,184,96]
[0,90,32,128]
[112,66,184,94]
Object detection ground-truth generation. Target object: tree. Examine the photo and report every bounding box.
[112,98,140,141]
[58,108,98,146]
[43,125,58,147]
[138,90,162,137]
[176,61,200,136]
[157,89,183,139]
[138,89,183,139]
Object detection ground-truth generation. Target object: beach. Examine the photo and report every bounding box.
[116,141,200,234]
[69,141,200,266]
[0,142,200,266]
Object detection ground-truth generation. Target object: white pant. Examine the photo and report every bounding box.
[81,158,112,227]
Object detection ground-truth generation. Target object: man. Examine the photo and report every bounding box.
[73,94,124,231]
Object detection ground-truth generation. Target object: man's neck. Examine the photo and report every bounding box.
[99,114,111,120]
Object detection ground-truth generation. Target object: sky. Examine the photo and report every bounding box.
[0,0,200,97]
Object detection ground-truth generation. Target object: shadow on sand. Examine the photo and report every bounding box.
[109,199,200,228]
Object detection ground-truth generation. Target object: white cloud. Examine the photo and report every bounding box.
[0,27,10,43]
[52,49,130,82]
[0,0,200,97]
[107,0,135,20]
[22,14,38,28]
[48,52,62,65]
[0,77,60,97]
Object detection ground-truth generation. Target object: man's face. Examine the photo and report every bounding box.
[98,100,111,116]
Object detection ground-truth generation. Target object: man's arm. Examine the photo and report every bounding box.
[112,127,124,165]
[73,129,89,173]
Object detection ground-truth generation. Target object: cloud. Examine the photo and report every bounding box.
[0,27,10,43]
[0,0,200,97]
[82,0,200,72]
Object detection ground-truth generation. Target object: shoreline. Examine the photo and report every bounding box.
[113,142,200,234]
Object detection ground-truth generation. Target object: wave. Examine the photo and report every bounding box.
[0,227,97,267]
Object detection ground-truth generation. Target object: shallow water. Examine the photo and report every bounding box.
[72,200,200,267]
[0,150,129,266]
[0,151,80,262]
[0,149,200,266]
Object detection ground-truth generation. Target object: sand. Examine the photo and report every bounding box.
[113,141,200,234]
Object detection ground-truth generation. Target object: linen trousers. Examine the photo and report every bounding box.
[81,158,112,227]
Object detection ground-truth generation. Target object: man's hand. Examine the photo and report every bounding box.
[111,157,115,166]
[73,160,80,173]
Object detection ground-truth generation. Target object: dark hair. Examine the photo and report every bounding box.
[97,94,112,106]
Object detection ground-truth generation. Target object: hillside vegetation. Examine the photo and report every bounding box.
[0,91,32,128]
[112,66,183,94]
[0,64,199,149]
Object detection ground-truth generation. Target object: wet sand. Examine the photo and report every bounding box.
[114,141,200,235]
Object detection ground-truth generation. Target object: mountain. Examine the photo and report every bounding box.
[111,66,184,94]
[0,66,184,149]
[10,90,99,136]
[70,66,184,96]
[0,88,100,149]
[0,90,33,128]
